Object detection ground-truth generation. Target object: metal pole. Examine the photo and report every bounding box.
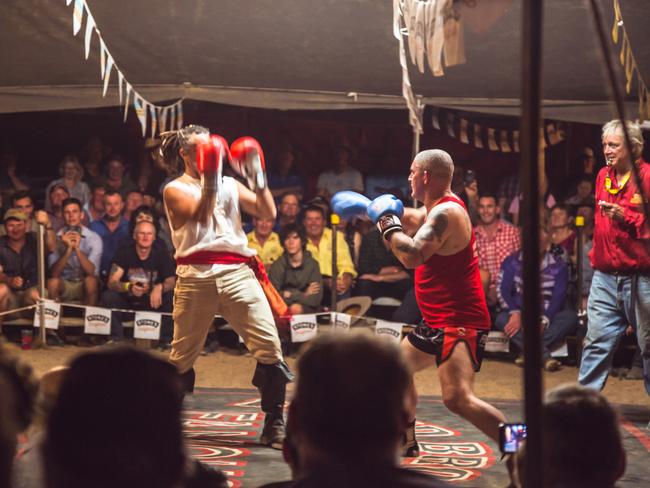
[34,222,47,348]
[575,217,584,313]
[411,112,422,208]
[521,1,544,487]
[330,213,340,316]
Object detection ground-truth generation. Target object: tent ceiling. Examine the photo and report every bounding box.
[1,0,648,123]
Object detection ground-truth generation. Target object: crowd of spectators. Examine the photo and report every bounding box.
[0,129,644,378]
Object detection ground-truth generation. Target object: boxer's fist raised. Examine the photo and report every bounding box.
[197,135,229,193]
[367,194,404,240]
[230,137,266,191]
[331,191,371,220]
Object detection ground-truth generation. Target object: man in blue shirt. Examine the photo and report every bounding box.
[495,224,577,371]
[90,190,129,281]
[47,198,102,305]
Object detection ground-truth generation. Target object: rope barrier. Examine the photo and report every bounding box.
[0,305,37,318]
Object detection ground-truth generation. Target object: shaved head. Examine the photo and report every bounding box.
[413,149,454,182]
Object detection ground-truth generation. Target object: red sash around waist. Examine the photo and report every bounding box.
[175,251,250,266]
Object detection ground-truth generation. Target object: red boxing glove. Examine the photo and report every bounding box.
[197,135,229,193]
[230,136,266,191]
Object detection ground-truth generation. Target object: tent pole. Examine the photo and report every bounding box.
[521,1,544,488]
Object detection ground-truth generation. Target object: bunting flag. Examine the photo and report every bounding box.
[133,93,147,137]
[431,109,566,154]
[158,106,169,134]
[611,0,650,120]
[169,104,177,132]
[64,0,182,136]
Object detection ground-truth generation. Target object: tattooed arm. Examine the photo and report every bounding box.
[387,203,457,269]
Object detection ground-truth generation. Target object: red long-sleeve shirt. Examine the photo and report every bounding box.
[590,160,650,273]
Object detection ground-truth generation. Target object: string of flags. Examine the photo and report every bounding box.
[431,108,567,153]
[393,0,466,134]
[22,299,568,355]
[611,0,650,122]
[64,0,183,137]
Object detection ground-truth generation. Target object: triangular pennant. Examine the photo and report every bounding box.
[72,0,84,36]
[102,55,114,97]
[459,118,469,144]
[446,112,455,138]
[118,71,124,104]
[513,130,520,152]
[123,83,132,122]
[473,123,483,149]
[66,0,73,6]
[624,44,636,94]
[159,106,169,134]
[176,102,184,129]
[547,123,559,145]
[487,128,499,151]
[432,107,441,130]
[99,38,107,79]
[83,10,95,59]
[149,104,158,138]
[500,130,511,153]
[133,92,147,137]
[169,104,177,131]
[612,0,622,44]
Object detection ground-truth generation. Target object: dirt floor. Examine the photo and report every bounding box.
[6,342,649,407]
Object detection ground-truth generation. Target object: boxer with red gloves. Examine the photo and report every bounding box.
[161,125,292,450]
[230,136,267,191]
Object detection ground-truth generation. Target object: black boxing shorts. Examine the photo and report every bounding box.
[407,324,488,372]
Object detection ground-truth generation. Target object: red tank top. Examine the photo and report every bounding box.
[414,195,490,330]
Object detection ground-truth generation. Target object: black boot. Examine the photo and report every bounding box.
[180,367,196,394]
[252,361,294,449]
[401,420,420,457]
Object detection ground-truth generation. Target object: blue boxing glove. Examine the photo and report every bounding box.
[367,194,404,240]
[331,191,371,220]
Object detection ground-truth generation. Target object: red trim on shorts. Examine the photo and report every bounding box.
[176,251,250,266]
[440,327,481,367]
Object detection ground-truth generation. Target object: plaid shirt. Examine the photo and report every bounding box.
[474,220,521,285]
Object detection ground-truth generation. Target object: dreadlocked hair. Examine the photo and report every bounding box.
[159,124,209,173]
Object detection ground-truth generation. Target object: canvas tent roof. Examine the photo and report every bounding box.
[1,0,648,123]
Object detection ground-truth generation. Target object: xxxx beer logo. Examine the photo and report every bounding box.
[291,321,316,331]
[44,308,59,318]
[376,327,400,338]
[136,319,159,328]
[87,314,110,323]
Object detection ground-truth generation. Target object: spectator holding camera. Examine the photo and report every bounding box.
[100,220,176,346]
[47,198,102,306]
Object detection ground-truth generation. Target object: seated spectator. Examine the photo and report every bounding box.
[564,176,596,209]
[0,151,30,205]
[268,148,305,200]
[79,135,110,189]
[100,221,175,346]
[355,228,411,301]
[100,155,137,198]
[44,155,91,212]
[303,204,356,302]
[269,223,322,314]
[495,224,577,371]
[47,198,102,306]
[42,348,228,488]
[129,204,169,251]
[0,191,57,252]
[260,332,448,488]
[0,210,41,319]
[46,183,70,232]
[90,190,130,281]
[247,217,283,269]
[474,193,520,307]
[84,184,106,223]
[549,204,576,260]
[316,146,363,200]
[275,191,302,232]
[124,189,144,222]
[452,166,480,225]
[517,384,625,488]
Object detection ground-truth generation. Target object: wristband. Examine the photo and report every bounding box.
[376,214,403,241]
[122,282,132,293]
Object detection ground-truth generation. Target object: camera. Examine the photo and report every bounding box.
[499,422,527,453]
[64,225,82,234]
[464,169,476,186]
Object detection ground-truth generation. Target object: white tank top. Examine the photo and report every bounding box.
[164,174,255,278]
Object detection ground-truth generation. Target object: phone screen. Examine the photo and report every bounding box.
[499,422,527,453]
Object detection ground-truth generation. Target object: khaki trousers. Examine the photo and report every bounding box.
[169,264,283,373]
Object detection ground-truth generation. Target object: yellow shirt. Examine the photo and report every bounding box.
[306,227,357,278]
[247,231,283,267]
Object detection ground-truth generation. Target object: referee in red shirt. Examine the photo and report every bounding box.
[578,119,650,396]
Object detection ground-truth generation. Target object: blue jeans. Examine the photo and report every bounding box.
[579,271,650,395]
[494,308,577,360]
